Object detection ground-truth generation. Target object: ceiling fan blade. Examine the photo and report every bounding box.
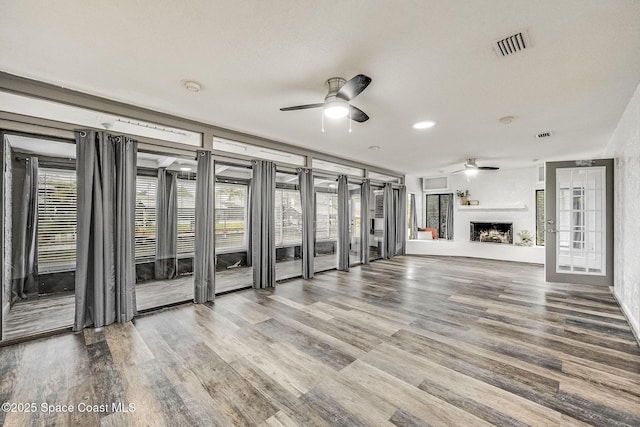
[478,166,499,170]
[280,103,324,111]
[349,105,369,122]
[336,74,372,101]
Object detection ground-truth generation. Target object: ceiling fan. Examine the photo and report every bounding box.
[280,74,371,122]
[455,158,500,175]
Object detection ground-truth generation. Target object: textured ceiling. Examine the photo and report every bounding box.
[1,0,640,176]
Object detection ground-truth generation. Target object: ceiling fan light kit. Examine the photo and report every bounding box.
[280,74,371,131]
[323,97,349,118]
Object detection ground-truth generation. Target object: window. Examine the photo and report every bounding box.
[37,167,77,271]
[275,188,302,246]
[311,159,364,177]
[425,194,450,238]
[177,178,196,255]
[212,137,305,166]
[215,183,247,251]
[536,190,545,246]
[135,175,157,260]
[316,192,338,240]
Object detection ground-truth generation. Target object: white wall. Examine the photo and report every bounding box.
[604,81,640,340]
[448,167,542,243]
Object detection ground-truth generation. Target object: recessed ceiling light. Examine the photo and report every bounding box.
[498,116,514,125]
[412,121,436,129]
[369,145,380,150]
[184,81,201,92]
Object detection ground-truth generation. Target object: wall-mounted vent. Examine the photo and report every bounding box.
[423,176,448,192]
[494,31,529,57]
[536,131,553,139]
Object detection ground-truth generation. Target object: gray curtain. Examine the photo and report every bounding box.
[246,179,253,267]
[396,186,407,255]
[251,160,276,288]
[194,150,215,303]
[446,192,454,240]
[74,130,137,331]
[155,168,177,279]
[383,183,395,259]
[297,168,314,279]
[337,175,349,271]
[360,179,370,264]
[11,156,38,303]
[409,193,418,239]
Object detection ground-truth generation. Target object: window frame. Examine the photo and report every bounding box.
[275,187,303,248]
[425,193,450,239]
[37,166,78,273]
[215,181,249,254]
[135,174,158,262]
[176,177,197,258]
[536,189,545,246]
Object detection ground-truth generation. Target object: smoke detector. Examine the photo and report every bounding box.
[494,31,530,57]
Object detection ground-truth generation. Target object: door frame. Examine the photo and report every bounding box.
[544,159,614,285]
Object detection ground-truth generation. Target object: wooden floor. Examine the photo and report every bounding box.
[1,256,639,426]
[2,255,338,339]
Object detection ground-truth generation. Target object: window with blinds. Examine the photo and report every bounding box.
[275,188,302,246]
[37,167,77,271]
[316,192,338,240]
[135,175,157,260]
[177,178,196,255]
[215,183,247,251]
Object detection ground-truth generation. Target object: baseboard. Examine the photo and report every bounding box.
[611,287,640,348]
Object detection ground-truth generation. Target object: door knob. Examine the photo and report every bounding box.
[546,228,557,233]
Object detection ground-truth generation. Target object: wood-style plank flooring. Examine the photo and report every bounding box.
[1,255,639,426]
[2,255,337,339]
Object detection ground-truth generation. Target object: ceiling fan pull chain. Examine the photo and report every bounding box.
[321,111,325,133]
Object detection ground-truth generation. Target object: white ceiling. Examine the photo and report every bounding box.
[1,1,639,176]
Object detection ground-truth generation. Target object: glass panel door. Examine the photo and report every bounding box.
[2,134,76,340]
[555,167,605,275]
[314,178,338,273]
[545,159,613,286]
[349,183,361,266]
[215,164,252,293]
[369,186,384,260]
[135,152,197,311]
[275,171,302,281]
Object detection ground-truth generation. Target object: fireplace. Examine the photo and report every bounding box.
[470,222,513,244]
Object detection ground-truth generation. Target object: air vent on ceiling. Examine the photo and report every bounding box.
[494,31,529,57]
[536,131,553,139]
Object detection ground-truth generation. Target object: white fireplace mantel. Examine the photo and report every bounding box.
[457,204,528,211]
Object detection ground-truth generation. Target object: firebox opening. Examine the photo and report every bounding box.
[470,222,513,244]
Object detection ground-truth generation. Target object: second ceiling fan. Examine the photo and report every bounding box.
[280,74,372,122]
[454,158,500,175]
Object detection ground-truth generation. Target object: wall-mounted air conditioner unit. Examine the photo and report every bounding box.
[423,176,449,192]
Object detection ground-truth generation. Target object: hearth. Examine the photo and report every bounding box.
[470,221,513,244]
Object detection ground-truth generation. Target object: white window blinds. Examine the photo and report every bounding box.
[215,183,247,251]
[177,178,196,255]
[37,167,77,271]
[135,175,157,260]
[275,188,302,246]
[316,192,338,240]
